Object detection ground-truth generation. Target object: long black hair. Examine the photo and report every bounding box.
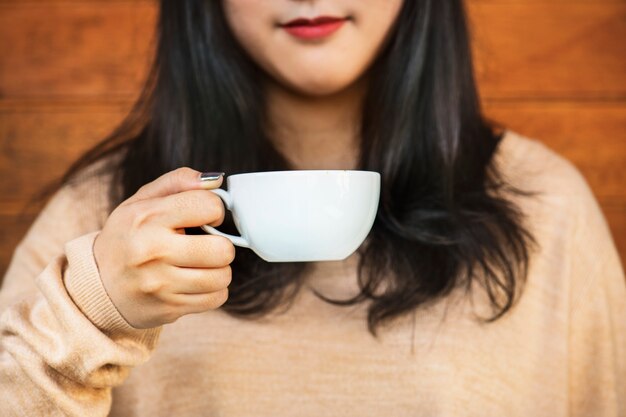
[41,0,535,334]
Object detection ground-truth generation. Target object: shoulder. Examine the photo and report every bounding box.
[2,152,123,297]
[494,129,592,204]
[492,129,604,240]
[494,129,622,281]
[54,153,121,227]
[18,151,122,256]
[64,150,124,202]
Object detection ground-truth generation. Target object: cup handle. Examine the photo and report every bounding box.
[200,189,250,248]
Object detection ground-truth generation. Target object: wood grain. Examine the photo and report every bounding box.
[0,214,36,279]
[484,101,626,202]
[0,2,156,99]
[1,206,624,280]
[0,104,129,214]
[1,101,624,273]
[1,2,625,99]
[0,0,624,276]
[467,2,626,99]
[2,102,624,211]
[605,206,626,271]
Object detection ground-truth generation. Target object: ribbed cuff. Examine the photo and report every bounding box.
[63,232,153,338]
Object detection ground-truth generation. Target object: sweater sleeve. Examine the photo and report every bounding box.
[0,173,161,417]
[566,167,626,416]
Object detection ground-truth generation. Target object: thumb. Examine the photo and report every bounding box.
[125,168,225,204]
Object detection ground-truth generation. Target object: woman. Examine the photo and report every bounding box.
[0,0,624,415]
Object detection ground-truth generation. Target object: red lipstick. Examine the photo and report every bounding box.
[280,16,348,40]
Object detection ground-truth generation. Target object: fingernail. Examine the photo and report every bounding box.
[199,172,225,182]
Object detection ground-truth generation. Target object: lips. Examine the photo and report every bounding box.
[282,16,347,27]
[280,16,349,40]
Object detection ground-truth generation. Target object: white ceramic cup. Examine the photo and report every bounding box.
[200,170,380,262]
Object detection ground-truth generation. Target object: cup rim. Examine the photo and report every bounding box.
[226,170,380,180]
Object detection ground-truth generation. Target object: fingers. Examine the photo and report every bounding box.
[125,167,224,205]
[133,256,232,316]
[147,189,226,229]
[168,289,230,315]
[161,234,236,268]
[165,265,232,294]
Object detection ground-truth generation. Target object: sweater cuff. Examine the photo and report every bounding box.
[63,231,140,335]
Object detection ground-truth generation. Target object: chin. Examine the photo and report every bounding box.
[285,74,359,97]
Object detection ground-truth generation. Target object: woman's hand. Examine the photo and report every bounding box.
[93,168,234,329]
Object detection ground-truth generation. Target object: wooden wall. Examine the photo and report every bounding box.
[1,1,625,279]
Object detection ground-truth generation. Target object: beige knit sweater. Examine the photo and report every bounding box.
[0,130,624,416]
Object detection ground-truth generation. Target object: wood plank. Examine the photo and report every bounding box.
[0,213,36,280]
[1,206,624,284]
[1,100,625,208]
[1,101,625,275]
[484,101,626,202]
[0,104,129,213]
[468,3,626,99]
[604,206,626,272]
[2,101,625,212]
[0,3,625,99]
[0,2,156,99]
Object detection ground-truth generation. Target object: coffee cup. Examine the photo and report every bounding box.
[201,170,380,262]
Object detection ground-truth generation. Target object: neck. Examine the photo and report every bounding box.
[263,75,369,171]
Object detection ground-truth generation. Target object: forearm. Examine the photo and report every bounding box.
[0,233,161,417]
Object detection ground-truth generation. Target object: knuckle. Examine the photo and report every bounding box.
[160,309,180,325]
[213,266,232,289]
[204,193,225,223]
[216,288,229,307]
[138,277,165,296]
[174,167,195,182]
[222,265,233,286]
[128,239,153,266]
[224,241,236,264]
[135,183,151,198]
[126,230,168,266]
[164,168,192,192]
[206,288,229,310]
[213,236,236,264]
[127,201,159,230]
